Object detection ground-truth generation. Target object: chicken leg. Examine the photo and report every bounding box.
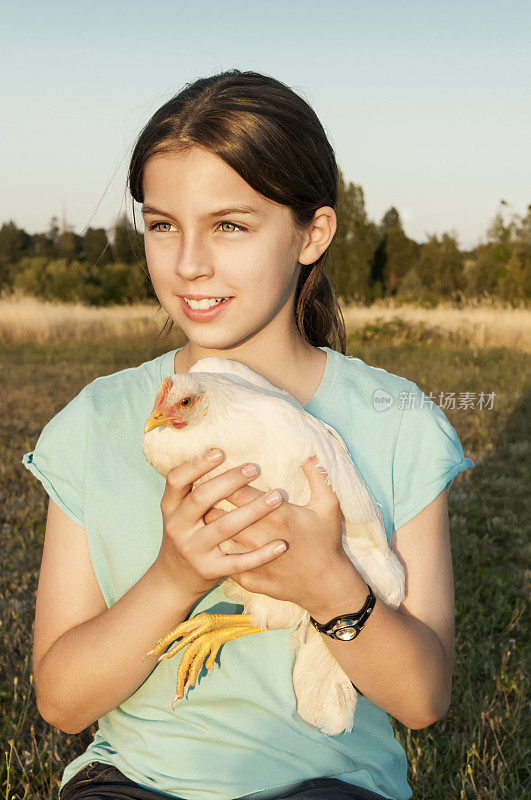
[143,612,268,709]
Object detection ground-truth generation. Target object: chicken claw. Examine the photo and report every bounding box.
[142,612,268,709]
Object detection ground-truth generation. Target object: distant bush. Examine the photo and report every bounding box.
[9,257,149,305]
[349,316,446,345]
[393,291,441,309]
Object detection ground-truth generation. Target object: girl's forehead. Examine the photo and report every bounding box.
[143,153,262,205]
[144,148,245,187]
[142,154,289,222]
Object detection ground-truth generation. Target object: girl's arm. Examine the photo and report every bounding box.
[34,452,285,735]
[308,488,454,730]
[34,499,202,734]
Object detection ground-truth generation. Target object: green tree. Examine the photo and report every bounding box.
[397,266,426,295]
[0,221,32,288]
[82,227,113,265]
[497,254,528,304]
[379,206,402,233]
[382,225,417,295]
[11,257,48,297]
[43,258,86,302]
[57,228,84,260]
[97,262,148,304]
[416,233,465,296]
[468,202,531,303]
[370,207,407,298]
[112,214,139,264]
[466,243,499,298]
[47,216,61,251]
[328,171,376,303]
[32,232,54,257]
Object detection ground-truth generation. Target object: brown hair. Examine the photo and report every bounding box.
[128,68,346,354]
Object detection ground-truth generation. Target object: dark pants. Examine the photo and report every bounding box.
[58,761,392,800]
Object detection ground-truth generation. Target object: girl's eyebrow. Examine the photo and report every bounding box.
[141,203,264,220]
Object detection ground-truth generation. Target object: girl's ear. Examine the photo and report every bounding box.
[298,206,337,266]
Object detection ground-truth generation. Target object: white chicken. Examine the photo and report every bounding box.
[142,356,405,735]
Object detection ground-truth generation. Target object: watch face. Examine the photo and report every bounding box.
[334,624,359,641]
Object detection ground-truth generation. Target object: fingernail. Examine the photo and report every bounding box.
[274,542,287,554]
[266,490,282,505]
[207,448,223,461]
[242,463,258,476]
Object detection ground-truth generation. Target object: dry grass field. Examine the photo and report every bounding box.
[1,289,529,352]
[1,292,529,799]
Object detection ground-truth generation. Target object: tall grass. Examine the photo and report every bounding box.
[1,290,530,352]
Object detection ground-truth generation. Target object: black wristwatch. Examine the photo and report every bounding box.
[309,583,376,641]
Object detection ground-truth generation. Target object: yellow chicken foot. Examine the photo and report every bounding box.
[142,612,268,710]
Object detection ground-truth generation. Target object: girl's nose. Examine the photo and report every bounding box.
[174,235,214,281]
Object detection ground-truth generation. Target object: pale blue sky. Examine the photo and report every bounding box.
[1,0,529,250]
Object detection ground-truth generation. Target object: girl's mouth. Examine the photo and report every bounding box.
[179,296,234,321]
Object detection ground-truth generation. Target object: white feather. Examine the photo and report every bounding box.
[143,356,405,734]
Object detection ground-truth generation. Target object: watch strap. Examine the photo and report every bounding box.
[309,583,376,641]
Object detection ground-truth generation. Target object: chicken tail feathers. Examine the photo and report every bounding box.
[343,520,406,609]
[289,618,358,735]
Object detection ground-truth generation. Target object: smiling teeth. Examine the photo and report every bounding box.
[184,297,229,310]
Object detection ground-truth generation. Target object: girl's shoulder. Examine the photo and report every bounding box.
[86,349,175,409]
[332,350,475,531]
[333,349,417,413]
[21,351,176,527]
[333,348,473,467]
[335,349,462,442]
[28,350,174,450]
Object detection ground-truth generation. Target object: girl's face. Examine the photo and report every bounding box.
[142,146,307,352]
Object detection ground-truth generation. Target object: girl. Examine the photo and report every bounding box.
[22,69,474,800]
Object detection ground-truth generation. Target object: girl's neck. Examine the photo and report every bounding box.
[173,341,327,409]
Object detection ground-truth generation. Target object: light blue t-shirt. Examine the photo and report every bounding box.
[22,345,474,800]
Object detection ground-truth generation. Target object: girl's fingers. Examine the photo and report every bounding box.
[183,461,266,526]
[221,539,287,573]
[204,489,284,552]
[203,507,225,525]
[161,448,226,517]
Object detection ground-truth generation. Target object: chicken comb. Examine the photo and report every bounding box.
[153,376,173,412]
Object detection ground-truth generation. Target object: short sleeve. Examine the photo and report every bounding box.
[21,385,89,527]
[392,381,475,531]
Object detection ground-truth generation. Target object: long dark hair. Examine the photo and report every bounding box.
[128,69,346,354]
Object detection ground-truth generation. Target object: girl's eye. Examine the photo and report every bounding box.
[218,220,246,233]
[150,222,173,233]
[148,220,246,234]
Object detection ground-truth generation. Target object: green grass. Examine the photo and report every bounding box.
[1,331,529,799]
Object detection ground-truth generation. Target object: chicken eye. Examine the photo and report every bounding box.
[181,397,192,406]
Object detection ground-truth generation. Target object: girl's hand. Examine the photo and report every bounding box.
[155,449,289,602]
[203,456,352,612]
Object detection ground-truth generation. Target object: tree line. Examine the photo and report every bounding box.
[0,171,529,307]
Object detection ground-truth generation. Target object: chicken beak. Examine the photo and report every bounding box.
[144,412,175,433]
